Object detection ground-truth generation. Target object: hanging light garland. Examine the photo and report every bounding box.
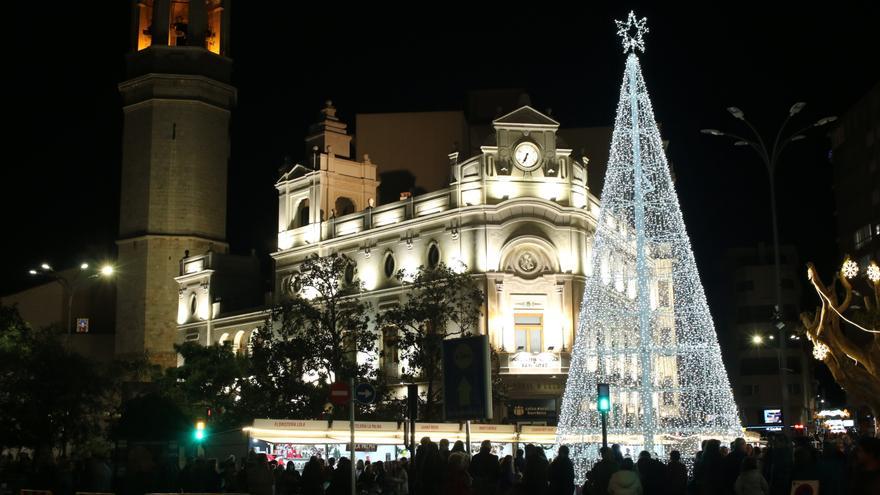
[807,264,880,334]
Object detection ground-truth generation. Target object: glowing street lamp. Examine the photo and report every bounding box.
[28,260,116,344]
[751,334,764,346]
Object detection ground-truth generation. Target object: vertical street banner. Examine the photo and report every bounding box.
[76,318,89,333]
[442,335,492,421]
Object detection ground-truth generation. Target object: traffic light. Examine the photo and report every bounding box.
[597,383,611,413]
[194,420,206,441]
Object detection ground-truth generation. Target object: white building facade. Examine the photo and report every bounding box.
[176,103,602,424]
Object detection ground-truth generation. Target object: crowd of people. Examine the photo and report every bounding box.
[1,433,879,495]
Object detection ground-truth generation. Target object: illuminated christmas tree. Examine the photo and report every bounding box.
[557,12,742,477]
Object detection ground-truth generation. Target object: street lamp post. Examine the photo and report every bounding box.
[28,262,115,346]
[702,104,836,430]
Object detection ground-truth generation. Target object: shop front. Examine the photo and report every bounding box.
[243,419,519,464]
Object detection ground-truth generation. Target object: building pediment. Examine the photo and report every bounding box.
[493,106,560,128]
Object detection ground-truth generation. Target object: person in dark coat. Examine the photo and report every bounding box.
[301,456,325,495]
[723,439,748,494]
[469,440,500,495]
[636,451,665,495]
[445,451,473,495]
[611,444,625,465]
[327,457,351,495]
[851,437,880,495]
[664,450,688,495]
[498,455,516,495]
[767,436,792,495]
[523,444,550,495]
[815,441,847,495]
[514,448,526,480]
[414,437,442,495]
[548,445,575,495]
[585,446,619,495]
[694,439,725,495]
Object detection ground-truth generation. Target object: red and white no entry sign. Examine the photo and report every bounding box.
[329,382,350,405]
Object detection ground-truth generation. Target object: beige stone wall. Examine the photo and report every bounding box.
[116,236,224,366]
[356,111,469,194]
[119,77,233,240]
[116,70,235,367]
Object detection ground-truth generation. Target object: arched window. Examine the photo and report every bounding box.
[233,330,246,354]
[384,253,396,278]
[427,244,440,269]
[294,199,311,228]
[217,332,230,346]
[335,197,356,216]
[344,262,356,285]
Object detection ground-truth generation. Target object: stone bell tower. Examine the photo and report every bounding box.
[115,0,236,367]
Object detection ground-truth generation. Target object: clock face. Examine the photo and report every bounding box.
[514,141,541,171]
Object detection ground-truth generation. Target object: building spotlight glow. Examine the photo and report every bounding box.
[41,263,51,271]
[80,263,89,270]
[100,265,115,277]
[751,335,764,345]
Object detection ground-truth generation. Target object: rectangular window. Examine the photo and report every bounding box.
[740,358,778,375]
[855,224,873,249]
[658,281,671,307]
[514,314,543,352]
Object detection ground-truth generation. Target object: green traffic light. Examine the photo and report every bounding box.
[194,420,206,441]
[597,383,611,412]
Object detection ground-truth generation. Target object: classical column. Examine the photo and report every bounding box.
[150,0,170,46]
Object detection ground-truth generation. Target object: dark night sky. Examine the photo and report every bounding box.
[3,2,878,386]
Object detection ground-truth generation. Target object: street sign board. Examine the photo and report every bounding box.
[442,335,492,420]
[330,382,350,405]
[354,383,376,405]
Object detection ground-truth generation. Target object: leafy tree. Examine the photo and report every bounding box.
[237,322,329,420]
[378,263,484,421]
[160,341,246,428]
[271,253,375,385]
[0,305,114,453]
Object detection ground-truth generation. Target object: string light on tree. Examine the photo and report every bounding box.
[615,10,649,54]
[556,13,742,479]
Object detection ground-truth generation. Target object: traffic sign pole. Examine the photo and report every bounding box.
[350,377,356,495]
[601,412,608,448]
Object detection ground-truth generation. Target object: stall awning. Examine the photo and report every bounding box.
[244,419,519,445]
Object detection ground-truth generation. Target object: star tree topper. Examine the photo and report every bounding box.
[615,11,649,54]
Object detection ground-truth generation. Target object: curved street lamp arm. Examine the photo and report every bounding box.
[770,112,796,170]
[740,118,772,170]
[772,121,823,164]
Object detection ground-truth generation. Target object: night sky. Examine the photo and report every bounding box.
[3,3,878,387]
